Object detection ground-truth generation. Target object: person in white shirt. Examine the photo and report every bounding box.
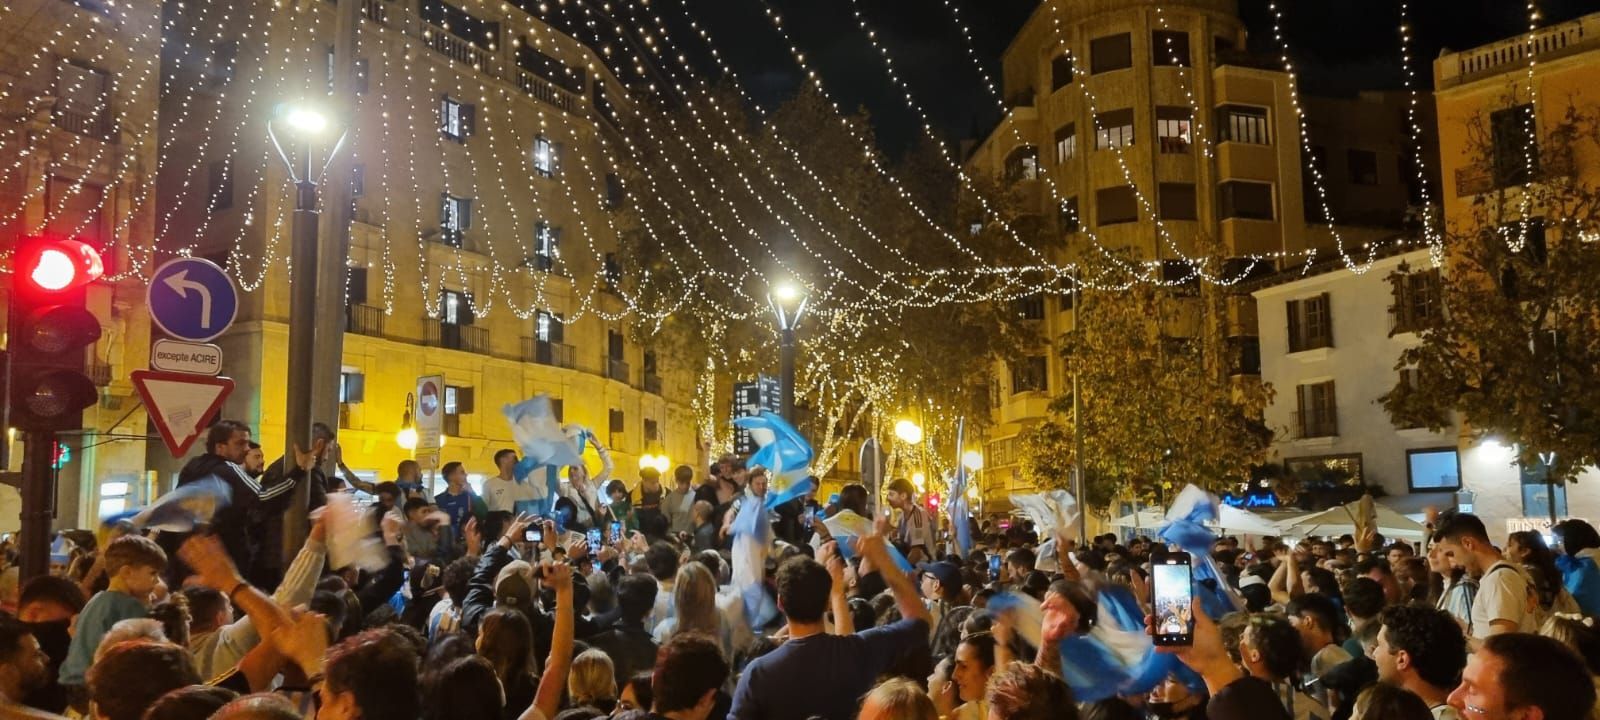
[1431,511,1538,641]
[561,433,613,530]
[482,448,536,514]
[885,477,935,564]
[664,465,696,537]
[1372,605,1467,720]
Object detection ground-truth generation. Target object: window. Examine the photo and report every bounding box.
[535,309,564,343]
[209,159,233,211]
[644,419,659,442]
[441,289,474,326]
[1051,54,1075,91]
[53,59,108,136]
[440,194,471,247]
[1286,293,1332,352]
[443,385,474,436]
[440,96,474,143]
[1011,356,1048,393]
[609,409,625,434]
[210,41,239,86]
[98,479,131,518]
[1059,196,1080,232]
[643,350,658,375]
[1347,149,1379,185]
[1152,30,1191,67]
[1284,453,1363,486]
[1014,294,1046,320]
[604,172,625,210]
[1388,267,1441,334]
[1097,186,1138,226]
[1156,107,1192,154]
[1219,181,1274,220]
[1054,123,1076,163]
[339,371,366,404]
[1218,105,1269,145]
[1294,381,1338,438]
[1158,183,1197,220]
[350,163,365,198]
[603,253,622,290]
[1491,104,1538,186]
[608,330,625,360]
[534,222,560,271]
[347,267,368,306]
[1005,146,1039,182]
[533,135,557,177]
[1095,109,1134,150]
[1229,336,1261,375]
[1089,33,1132,74]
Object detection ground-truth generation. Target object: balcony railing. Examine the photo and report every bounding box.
[362,0,387,23]
[1455,164,1494,197]
[425,25,491,70]
[517,69,576,114]
[345,303,385,337]
[605,356,629,383]
[87,359,112,387]
[1294,408,1339,439]
[521,337,576,368]
[52,107,113,140]
[426,320,489,354]
[643,373,662,395]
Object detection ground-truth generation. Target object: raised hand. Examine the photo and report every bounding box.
[269,609,330,676]
[293,443,318,472]
[464,516,482,556]
[179,534,244,592]
[502,512,537,546]
[542,560,573,594]
[820,541,846,589]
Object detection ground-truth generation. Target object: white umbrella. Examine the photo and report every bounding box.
[1283,498,1427,540]
[1214,504,1284,536]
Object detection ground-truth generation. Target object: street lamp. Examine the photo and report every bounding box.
[396,392,418,451]
[961,450,984,473]
[893,420,924,446]
[267,99,347,560]
[767,281,809,424]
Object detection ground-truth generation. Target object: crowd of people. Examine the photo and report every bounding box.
[0,418,1597,720]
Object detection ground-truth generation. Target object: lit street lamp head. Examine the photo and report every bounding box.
[894,419,924,445]
[284,106,330,135]
[773,282,799,303]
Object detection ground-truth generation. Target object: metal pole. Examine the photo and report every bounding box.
[18,431,54,582]
[283,174,319,545]
[1071,282,1088,546]
[780,326,796,423]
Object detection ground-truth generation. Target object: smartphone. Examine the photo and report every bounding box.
[988,555,1002,581]
[524,528,543,543]
[1151,550,1195,646]
[586,528,603,548]
[610,521,622,542]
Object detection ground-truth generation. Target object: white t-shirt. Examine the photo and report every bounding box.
[484,475,538,513]
[1471,561,1538,639]
[1432,703,1463,720]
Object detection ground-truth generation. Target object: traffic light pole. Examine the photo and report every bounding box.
[18,431,54,581]
[283,173,318,558]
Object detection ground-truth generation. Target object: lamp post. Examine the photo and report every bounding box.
[397,392,418,452]
[767,282,809,424]
[267,99,347,560]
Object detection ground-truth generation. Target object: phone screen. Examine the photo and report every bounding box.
[1151,552,1195,646]
[524,529,543,543]
[988,555,1002,581]
[610,522,623,541]
[587,528,603,548]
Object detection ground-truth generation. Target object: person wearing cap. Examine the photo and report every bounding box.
[918,561,964,643]
[886,478,935,565]
[460,513,541,637]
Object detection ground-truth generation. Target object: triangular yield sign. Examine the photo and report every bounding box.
[131,370,235,457]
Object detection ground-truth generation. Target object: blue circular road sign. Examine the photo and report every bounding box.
[147,258,239,343]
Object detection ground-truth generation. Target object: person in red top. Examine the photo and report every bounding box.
[886,478,935,565]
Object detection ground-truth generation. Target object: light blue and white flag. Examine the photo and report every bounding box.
[104,477,232,533]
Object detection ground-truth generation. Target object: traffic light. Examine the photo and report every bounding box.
[7,237,104,432]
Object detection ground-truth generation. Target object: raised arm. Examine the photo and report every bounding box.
[529,562,574,720]
[180,535,291,644]
[821,542,853,635]
[590,432,615,487]
[859,534,929,624]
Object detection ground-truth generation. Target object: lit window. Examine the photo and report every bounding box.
[441,96,473,142]
[1218,105,1269,145]
[1095,109,1134,150]
[533,136,556,177]
[1156,107,1192,154]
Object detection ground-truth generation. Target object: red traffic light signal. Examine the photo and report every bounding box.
[7,238,104,432]
[14,239,103,295]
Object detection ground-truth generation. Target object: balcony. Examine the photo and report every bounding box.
[605,356,629,383]
[1294,407,1339,439]
[345,303,385,338]
[87,359,112,387]
[361,0,387,23]
[427,320,489,354]
[1440,15,1599,90]
[52,107,114,140]
[643,373,662,395]
[425,25,492,70]
[516,69,577,114]
[1454,164,1494,197]
[521,337,576,369]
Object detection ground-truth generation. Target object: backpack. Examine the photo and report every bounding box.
[1484,563,1541,629]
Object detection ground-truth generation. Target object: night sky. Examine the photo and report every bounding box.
[629,0,1600,155]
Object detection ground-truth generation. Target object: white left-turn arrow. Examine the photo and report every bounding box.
[164,269,214,328]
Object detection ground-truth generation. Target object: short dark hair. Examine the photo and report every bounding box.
[1342,577,1386,621]
[615,575,658,623]
[959,631,998,670]
[1287,593,1343,636]
[774,556,831,623]
[311,422,335,442]
[837,484,868,516]
[1484,633,1597,720]
[1557,519,1600,555]
[1433,510,1490,544]
[87,641,202,720]
[985,662,1077,720]
[652,634,728,713]
[206,420,249,454]
[494,449,518,466]
[441,461,464,478]
[886,477,915,497]
[324,629,421,720]
[1245,613,1303,681]
[1353,557,1392,578]
[0,616,30,662]
[144,685,239,720]
[403,497,433,516]
[1379,605,1466,690]
[1006,547,1036,571]
[397,459,420,477]
[180,587,228,631]
[673,465,694,484]
[421,655,502,720]
[375,481,401,498]
[19,575,86,614]
[644,542,679,581]
[105,535,167,574]
[1301,566,1341,598]
[443,557,475,603]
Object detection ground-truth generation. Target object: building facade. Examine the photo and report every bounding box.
[1432,11,1600,533]
[156,0,701,495]
[0,0,162,530]
[966,0,1416,507]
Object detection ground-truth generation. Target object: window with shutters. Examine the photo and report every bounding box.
[533,135,557,177]
[1011,356,1048,394]
[609,409,625,434]
[1054,123,1076,163]
[1491,104,1537,186]
[535,309,564,343]
[1156,107,1192,153]
[1152,30,1191,67]
[644,419,659,442]
[441,195,471,247]
[1004,146,1039,182]
[1051,54,1075,90]
[444,385,474,437]
[347,267,368,306]
[1014,294,1046,320]
[1059,196,1080,232]
[534,222,560,271]
[1219,181,1274,220]
[209,159,233,211]
[1097,186,1138,226]
[1285,293,1333,352]
[339,372,366,404]
[1090,34,1132,74]
[1394,368,1426,430]
[53,59,110,137]
[441,96,473,143]
[1159,183,1197,220]
[1095,109,1134,150]
[441,289,474,326]
[1218,105,1270,145]
[1388,266,1441,335]
[1347,149,1379,185]
[1294,381,1338,438]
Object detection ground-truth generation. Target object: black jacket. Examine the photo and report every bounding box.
[160,453,297,583]
[588,619,658,687]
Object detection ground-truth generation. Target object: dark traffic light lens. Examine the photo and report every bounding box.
[22,306,101,354]
[22,372,98,419]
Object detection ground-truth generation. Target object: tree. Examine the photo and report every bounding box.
[1382,100,1600,495]
[1019,248,1274,509]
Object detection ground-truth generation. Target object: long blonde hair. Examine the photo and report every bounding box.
[671,562,720,638]
[568,648,617,706]
[860,678,938,720]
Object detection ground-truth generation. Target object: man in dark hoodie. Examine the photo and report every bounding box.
[161,420,300,585]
